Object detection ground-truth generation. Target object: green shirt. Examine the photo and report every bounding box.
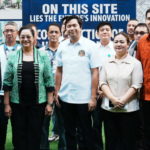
[3,48,54,104]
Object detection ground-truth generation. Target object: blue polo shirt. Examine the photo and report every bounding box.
[56,36,101,104]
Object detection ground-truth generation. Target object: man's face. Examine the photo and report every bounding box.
[146,12,150,30]
[47,25,61,43]
[134,26,148,42]
[66,19,82,40]
[3,25,18,43]
[97,25,112,41]
[127,20,138,35]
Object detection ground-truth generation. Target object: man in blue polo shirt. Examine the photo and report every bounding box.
[55,15,101,150]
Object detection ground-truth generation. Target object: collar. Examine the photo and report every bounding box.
[98,40,113,48]
[4,43,19,51]
[45,44,57,53]
[108,54,133,64]
[68,36,84,46]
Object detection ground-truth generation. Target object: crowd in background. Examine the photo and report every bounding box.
[0,8,150,150]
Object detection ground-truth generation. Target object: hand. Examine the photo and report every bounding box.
[97,89,104,99]
[111,98,124,108]
[119,97,127,107]
[45,104,53,116]
[88,98,97,111]
[5,104,12,117]
[54,91,61,108]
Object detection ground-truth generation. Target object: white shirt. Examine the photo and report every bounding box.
[97,41,115,67]
[100,55,143,112]
[56,36,101,104]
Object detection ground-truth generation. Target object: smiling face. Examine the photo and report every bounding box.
[66,19,82,42]
[19,29,34,48]
[3,25,18,44]
[97,25,112,41]
[127,20,138,36]
[114,34,129,57]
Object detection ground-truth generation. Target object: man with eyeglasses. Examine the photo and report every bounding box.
[0,21,21,150]
[129,23,149,57]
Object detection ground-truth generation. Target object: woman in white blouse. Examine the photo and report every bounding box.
[100,32,143,150]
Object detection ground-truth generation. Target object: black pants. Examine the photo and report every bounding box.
[92,100,104,150]
[60,100,96,150]
[103,110,140,150]
[141,100,150,150]
[0,97,8,150]
[10,103,46,150]
[40,115,51,150]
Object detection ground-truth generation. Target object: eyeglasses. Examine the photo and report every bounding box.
[4,29,16,33]
[20,36,32,39]
[134,31,148,35]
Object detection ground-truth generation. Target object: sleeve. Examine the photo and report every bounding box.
[43,52,55,92]
[3,54,14,91]
[99,65,108,88]
[89,43,102,69]
[131,60,143,89]
[56,45,63,67]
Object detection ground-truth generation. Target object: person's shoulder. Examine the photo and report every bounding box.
[7,49,21,62]
[37,48,50,59]
[128,55,141,65]
[139,34,149,43]
[57,39,70,51]
[81,36,96,45]
[39,46,46,51]
[60,38,70,46]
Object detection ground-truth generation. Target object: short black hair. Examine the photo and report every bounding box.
[134,23,149,33]
[128,19,138,22]
[65,15,82,28]
[47,23,61,33]
[26,23,37,30]
[18,26,34,37]
[96,22,112,32]
[146,8,150,18]
[61,16,69,24]
[114,32,130,45]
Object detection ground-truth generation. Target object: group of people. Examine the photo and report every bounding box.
[0,8,150,150]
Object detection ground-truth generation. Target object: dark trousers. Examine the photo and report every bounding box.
[53,105,66,150]
[141,100,150,150]
[10,103,46,150]
[0,97,8,150]
[92,100,104,150]
[60,100,96,150]
[40,115,51,150]
[103,109,140,150]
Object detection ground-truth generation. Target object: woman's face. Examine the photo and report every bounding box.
[114,34,129,57]
[19,29,34,48]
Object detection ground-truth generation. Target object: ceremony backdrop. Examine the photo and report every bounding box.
[22,0,136,45]
[1,0,150,44]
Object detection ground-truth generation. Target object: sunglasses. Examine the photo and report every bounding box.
[134,31,148,35]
